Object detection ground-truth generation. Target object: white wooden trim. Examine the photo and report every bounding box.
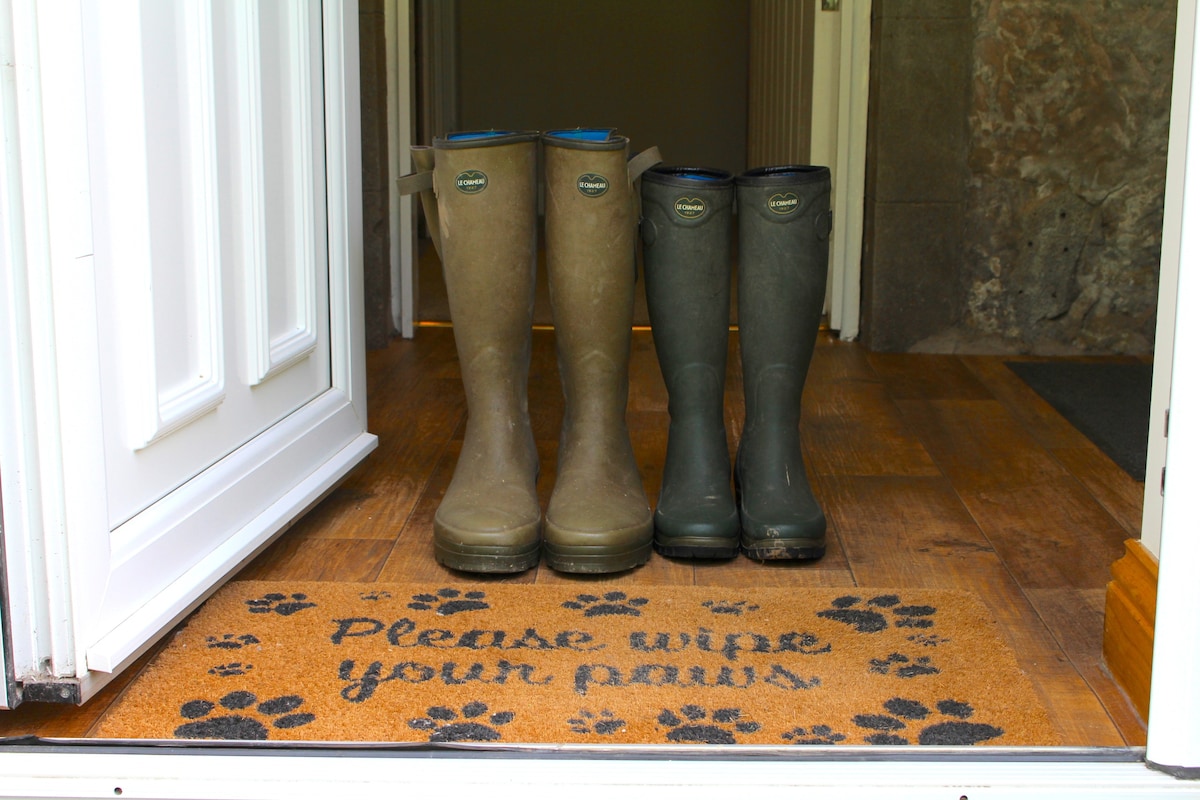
[242,2,323,385]
[85,425,376,673]
[829,0,869,341]
[1146,0,1200,774]
[325,0,369,411]
[0,0,93,682]
[1141,0,1195,559]
[142,0,226,448]
[387,0,415,338]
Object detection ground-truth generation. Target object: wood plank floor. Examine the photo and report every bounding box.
[0,327,1149,746]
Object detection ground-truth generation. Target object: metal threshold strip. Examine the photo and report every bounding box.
[0,737,1146,763]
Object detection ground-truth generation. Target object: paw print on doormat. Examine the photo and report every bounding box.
[174,691,315,740]
[407,588,490,615]
[816,594,936,633]
[701,599,760,616]
[568,709,626,736]
[245,593,316,617]
[868,652,940,678]
[907,632,950,648]
[562,591,649,617]
[208,662,253,678]
[781,724,848,745]
[853,697,1003,745]
[360,590,392,601]
[656,705,762,744]
[205,633,260,650]
[407,701,514,742]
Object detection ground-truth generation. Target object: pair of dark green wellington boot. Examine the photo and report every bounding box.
[402,129,658,574]
[641,165,832,561]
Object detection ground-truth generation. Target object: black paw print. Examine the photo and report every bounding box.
[245,593,316,617]
[816,594,936,633]
[407,701,514,742]
[562,591,649,617]
[568,709,626,735]
[656,705,761,744]
[781,724,848,745]
[701,599,760,616]
[907,633,950,648]
[360,590,392,601]
[853,698,1003,745]
[174,691,315,740]
[208,662,253,677]
[868,652,940,678]
[205,633,260,650]
[408,588,489,615]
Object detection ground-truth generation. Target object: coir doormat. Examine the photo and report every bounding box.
[95,582,1060,747]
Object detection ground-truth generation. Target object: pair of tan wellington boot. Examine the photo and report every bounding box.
[400,129,661,574]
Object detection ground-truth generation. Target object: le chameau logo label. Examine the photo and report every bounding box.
[767,191,801,215]
[455,170,488,194]
[674,197,707,220]
[577,173,610,197]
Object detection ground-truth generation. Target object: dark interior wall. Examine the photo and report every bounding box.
[360,0,393,349]
[455,1,749,174]
[861,0,973,353]
[862,0,1176,355]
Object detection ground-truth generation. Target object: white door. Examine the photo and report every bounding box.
[0,0,375,705]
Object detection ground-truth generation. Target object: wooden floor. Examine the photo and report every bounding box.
[0,327,1149,746]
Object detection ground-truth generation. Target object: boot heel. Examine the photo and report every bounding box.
[542,537,653,575]
[434,537,542,574]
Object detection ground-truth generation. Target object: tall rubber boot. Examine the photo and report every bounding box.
[735,165,832,561]
[410,130,542,573]
[641,166,740,558]
[541,129,657,573]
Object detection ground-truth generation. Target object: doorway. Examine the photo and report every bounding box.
[399,0,866,338]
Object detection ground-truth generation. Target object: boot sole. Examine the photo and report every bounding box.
[434,538,541,574]
[741,537,826,561]
[542,538,653,574]
[654,534,740,560]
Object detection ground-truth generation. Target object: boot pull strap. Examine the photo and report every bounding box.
[398,146,443,258]
[627,147,662,285]
[627,146,663,184]
[396,170,433,195]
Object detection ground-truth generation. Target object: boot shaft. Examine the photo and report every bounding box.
[736,165,832,415]
[542,129,638,421]
[641,166,735,407]
[429,131,541,406]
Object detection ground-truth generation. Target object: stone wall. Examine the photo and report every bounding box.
[863,0,1176,354]
[957,0,1176,354]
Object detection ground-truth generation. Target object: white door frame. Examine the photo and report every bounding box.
[386,0,415,338]
[1146,0,1200,773]
[3,1,1200,795]
[829,0,869,341]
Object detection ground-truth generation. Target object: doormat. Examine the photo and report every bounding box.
[1005,360,1153,481]
[94,582,1060,747]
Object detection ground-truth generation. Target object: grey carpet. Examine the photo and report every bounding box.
[1005,360,1153,481]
